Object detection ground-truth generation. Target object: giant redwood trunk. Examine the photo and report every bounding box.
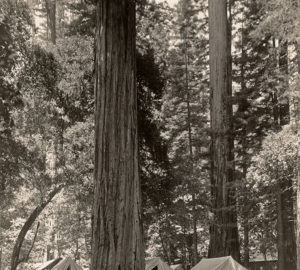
[208,0,239,260]
[91,1,144,270]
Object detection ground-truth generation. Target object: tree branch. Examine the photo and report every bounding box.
[18,221,40,264]
[11,183,64,270]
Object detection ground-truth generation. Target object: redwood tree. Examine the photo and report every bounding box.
[91,1,144,270]
[208,0,239,260]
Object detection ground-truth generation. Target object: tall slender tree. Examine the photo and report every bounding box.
[208,0,239,260]
[91,1,144,269]
[45,0,56,44]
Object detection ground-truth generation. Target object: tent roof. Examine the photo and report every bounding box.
[191,256,247,270]
[146,257,172,270]
[51,257,83,270]
[35,258,62,270]
[170,264,184,270]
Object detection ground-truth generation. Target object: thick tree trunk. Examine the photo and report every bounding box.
[91,1,144,270]
[10,185,62,270]
[208,0,239,260]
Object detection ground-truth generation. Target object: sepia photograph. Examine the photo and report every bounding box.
[0,0,300,269]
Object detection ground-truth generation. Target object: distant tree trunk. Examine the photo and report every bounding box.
[45,0,56,44]
[74,238,79,262]
[297,162,300,270]
[277,179,296,270]
[10,185,63,270]
[277,185,285,270]
[291,3,300,270]
[275,41,296,270]
[91,1,144,270]
[278,42,289,125]
[208,0,239,260]
[296,28,300,270]
[56,1,65,38]
[184,39,198,266]
[182,217,188,268]
[240,14,250,267]
[191,194,198,265]
[158,230,171,264]
[243,219,249,267]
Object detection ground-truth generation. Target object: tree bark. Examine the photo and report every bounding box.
[10,185,63,270]
[208,0,239,260]
[91,1,144,270]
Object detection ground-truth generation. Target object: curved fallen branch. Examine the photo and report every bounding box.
[10,184,64,270]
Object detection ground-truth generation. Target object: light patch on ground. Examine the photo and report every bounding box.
[156,0,179,7]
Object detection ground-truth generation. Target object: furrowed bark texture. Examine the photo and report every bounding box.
[91,1,144,270]
[208,0,239,260]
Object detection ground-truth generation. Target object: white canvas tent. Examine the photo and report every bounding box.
[34,258,62,270]
[35,257,83,270]
[52,257,83,270]
[191,256,247,270]
[146,257,172,270]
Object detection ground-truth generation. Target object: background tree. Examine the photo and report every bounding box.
[208,0,239,260]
